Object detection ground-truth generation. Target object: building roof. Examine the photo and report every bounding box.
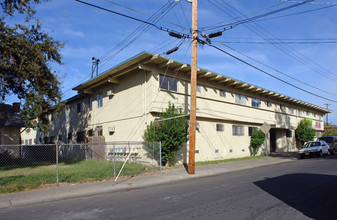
[73,51,331,114]
[0,103,25,128]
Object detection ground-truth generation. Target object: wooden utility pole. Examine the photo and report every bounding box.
[325,104,331,124]
[188,0,197,174]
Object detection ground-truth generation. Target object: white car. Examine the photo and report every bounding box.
[299,141,330,159]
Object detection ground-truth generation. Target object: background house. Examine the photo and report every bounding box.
[0,102,25,145]
[21,51,330,162]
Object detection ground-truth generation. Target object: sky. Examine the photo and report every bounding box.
[4,0,337,124]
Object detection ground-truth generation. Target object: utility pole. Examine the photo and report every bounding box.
[188,0,197,174]
[325,104,331,124]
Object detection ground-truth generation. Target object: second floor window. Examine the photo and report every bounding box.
[197,84,201,93]
[220,90,226,98]
[97,126,103,136]
[235,94,246,105]
[251,98,261,108]
[89,96,93,111]
[159,75,178,92]
[97,94,103,108]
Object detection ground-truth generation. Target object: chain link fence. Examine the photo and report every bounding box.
[0,142,161,193]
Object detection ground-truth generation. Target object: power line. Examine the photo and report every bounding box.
[216,42,337,97]
[215,40,337,44]
[74,0,189,37]
[254,4,337,22]
[207,43,337,104]
[102,0,189,31]
[203,0,312,32]
[208,0,337,81]
[200,1,287,31]
[278,0,337,5]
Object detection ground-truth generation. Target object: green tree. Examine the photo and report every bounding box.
[1,0,64,133]
[295,119,316,148]
[323,123,337,136]
[250,129,265,156]
[143,103,188,166]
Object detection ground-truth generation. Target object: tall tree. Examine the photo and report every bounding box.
[1,0,64,133]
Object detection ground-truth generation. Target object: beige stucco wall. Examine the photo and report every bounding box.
[20,64,326,162]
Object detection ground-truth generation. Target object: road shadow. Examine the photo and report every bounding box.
[254,173,337,219]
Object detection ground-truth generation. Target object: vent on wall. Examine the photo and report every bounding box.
[107,90,115,96]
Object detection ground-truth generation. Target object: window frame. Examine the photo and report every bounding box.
[251,98,261,108]
[216,123,224,132]
[220,89,226,98]
[159,75,178,92]
[97,94,103,108]
[233,125,244,136]
[235,94,246,105]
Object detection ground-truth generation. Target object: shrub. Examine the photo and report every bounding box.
[250,129,265,156]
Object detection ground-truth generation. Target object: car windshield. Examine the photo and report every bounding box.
[305,142,321,148]
[319,137,333,143]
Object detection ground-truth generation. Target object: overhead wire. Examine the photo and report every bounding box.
[215,42,337,97]
[203,0,312,32]
[254,4,337,22]
[102,0,189,31]
[206,43,337,104]
[208,0,337,81]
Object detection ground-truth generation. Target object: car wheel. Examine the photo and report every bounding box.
[299,154,304,159]
[319,151,323,157]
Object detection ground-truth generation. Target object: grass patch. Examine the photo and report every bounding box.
[0,160,153,194]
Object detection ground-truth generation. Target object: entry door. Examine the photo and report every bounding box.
[270,129,276,153]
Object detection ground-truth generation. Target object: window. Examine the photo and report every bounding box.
[97,126,103,136]
[159,75,178,92]
[88,129,93,137]
[89,96,93,111]
[97,94,103,108]
[314,113,317,117]
[68,133,72,141]
[286,130,292,138]
[29,139,32,145]
[289,107,294,114]
[220,90,226,98]
[267,101,272,107]
[216,123,224,132]
[58,135,62,141]
[280,104,285,111]
[197,84,201,93]
[233,125,244,136]
[249,127,257,136]
[235,94,246,105]
[76,131,85,143]
[306,111,309,116]
[298,109,302,116]
[196,122,200,131]
[251,98,261,108]
[77,103,81,113]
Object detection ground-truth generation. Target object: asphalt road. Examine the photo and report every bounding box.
[1,155,337,220]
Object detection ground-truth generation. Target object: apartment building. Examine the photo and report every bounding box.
[21,51,330,162]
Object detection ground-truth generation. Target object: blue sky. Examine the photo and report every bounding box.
[5,0,337,124]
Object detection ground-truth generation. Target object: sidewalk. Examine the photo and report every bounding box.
[0,154,298,209]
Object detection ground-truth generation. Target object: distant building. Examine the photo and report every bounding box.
[0,102,25,145]
[22,51,331,162]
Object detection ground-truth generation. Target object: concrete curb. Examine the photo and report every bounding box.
[0,156,298,209]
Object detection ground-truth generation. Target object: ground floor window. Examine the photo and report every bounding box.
[233,125,244,136]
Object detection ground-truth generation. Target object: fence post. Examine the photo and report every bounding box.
[56,143,59,185]
[113,144,116,177]
[159,141,162,173]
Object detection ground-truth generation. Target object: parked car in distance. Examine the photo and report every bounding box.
[317,136,337,155]
[299,141,330,159]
